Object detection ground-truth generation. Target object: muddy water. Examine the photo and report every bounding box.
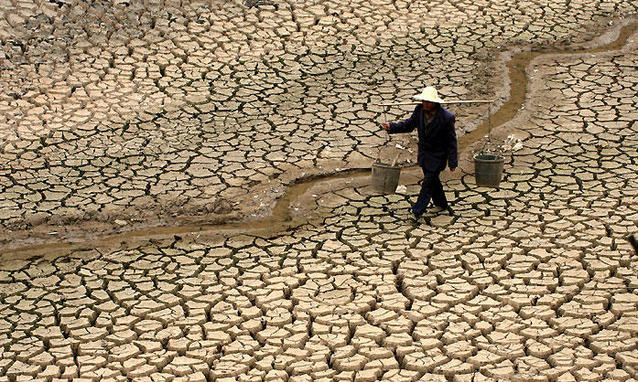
[460,21,638,152]
[0,170,367,260]
[2,21,637,260]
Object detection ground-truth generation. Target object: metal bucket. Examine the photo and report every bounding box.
[371,162,401,194]
[474,154,505,187]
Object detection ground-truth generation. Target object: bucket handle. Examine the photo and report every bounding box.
[376,104,389,164]
[380,104,401,167]
[391,153,399,167]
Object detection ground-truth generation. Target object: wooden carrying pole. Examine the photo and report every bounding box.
[377,99,494,106]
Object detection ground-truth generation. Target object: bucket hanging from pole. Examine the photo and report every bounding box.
[371,162,401,194]
[473,102,505,187]
[474,154,504,187]
[373,109,402,194]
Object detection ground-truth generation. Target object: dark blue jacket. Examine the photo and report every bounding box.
[389,104,458,172]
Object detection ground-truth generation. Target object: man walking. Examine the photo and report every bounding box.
[382,86,458,218]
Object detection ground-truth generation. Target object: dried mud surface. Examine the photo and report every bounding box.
[1,1,638,381]
[0,0,635,248]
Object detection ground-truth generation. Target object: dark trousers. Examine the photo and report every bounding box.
[412,168,448,215]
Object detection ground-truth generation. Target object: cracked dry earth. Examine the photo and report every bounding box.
[1,1,638,382]
[0,0,636,239]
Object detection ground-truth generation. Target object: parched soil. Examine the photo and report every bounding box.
[1,1,638,381]
[1,0,636,251]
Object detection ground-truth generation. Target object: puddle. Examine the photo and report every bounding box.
[2,20,636,260]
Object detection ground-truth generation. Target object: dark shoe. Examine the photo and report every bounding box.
[433,204,454,216]
[431,206,446,213]
[411,208,423,220]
